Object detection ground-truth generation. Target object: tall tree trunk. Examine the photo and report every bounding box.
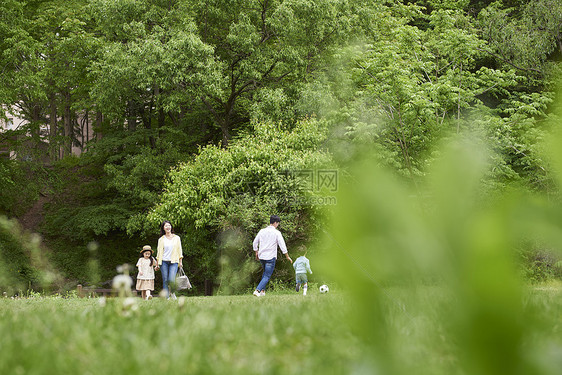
[141,88,155,131]
[220,118,230,147]
[221,94,236,147]
[457,62,462,134]
[201,95,230,147]
[31,104,41,142]
[127,100,136,132]
[63,91,72,157]
[48,94,58,162]
[154,107,164,149]
[84,110,89,152]
[158,107,165,129]
[95,110,103,140]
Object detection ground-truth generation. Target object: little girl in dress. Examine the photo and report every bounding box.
[136,245,156,300]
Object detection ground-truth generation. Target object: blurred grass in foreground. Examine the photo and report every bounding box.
[0,217,61,294]
[0,294,358,375]
[0,287,560,375]
[320,130,562,374]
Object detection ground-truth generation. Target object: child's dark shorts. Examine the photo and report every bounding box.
[296,273,308,284]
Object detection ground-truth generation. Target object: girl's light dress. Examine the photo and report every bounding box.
[136,257,155,291]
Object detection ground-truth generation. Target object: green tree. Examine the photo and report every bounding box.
[185,0,356,145]
[0,0,28,105]
[477,0,562,79]
[81,0,221,240]
[1,0,98,161]
[312,4,552,193]
[342,8,516,176]
[88,0,220,142]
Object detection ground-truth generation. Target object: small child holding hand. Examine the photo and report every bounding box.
[136,245,156,300]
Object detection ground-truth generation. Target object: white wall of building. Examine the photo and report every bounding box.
[1,106,94,159]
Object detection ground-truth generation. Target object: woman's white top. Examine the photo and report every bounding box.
[162,237,174,261]
[156,234,183,265]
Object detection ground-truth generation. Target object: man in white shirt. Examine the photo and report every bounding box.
[253,215,292,296]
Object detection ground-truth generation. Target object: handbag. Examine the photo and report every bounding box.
[176,266,192,290]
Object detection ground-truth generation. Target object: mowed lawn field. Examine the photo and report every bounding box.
[0,284,561,375]
[0,291,360,375]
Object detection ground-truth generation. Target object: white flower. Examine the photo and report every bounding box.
[87,241,99,252]
[98,297,106,307]
[122,297,137,310]
[119,297,139,317]
[112,275,132,290]
[178,296,187,307]
[30,233,41,246]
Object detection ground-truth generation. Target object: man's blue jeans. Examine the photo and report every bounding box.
[256,258,276,291]
[160,261,178,297]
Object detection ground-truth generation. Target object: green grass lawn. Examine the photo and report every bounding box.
[0,284,560,375]
[0,291,360,375]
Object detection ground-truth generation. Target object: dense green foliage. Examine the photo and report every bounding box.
[1,0,561,288]
[320,129,562,374]
[0,158,50,216]
[0,217,60,293]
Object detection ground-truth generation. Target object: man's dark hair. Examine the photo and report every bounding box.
[270,215,281,224]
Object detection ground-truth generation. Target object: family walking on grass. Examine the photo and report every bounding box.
[135,220,184,300]
[136,215,311,299]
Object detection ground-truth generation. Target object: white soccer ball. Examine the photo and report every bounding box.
[319,284,329,293]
